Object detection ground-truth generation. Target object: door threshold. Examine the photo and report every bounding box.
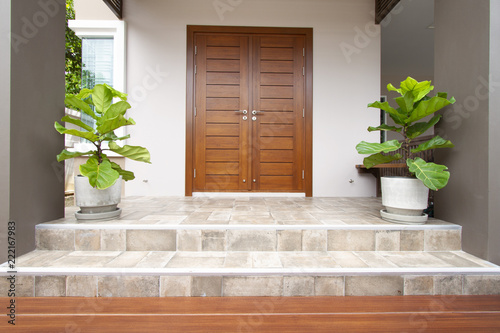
[192,192,306,198]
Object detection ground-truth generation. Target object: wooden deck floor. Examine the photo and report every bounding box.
[1,296,500,332]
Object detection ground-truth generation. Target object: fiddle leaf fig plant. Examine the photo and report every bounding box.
[56,84,151,190]
[356,77,456,191]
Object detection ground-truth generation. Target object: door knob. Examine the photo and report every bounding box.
[252,116,257,121]
[243,116,248,121]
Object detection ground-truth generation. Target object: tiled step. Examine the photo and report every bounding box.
[1,250,499,297]
[36,222,462,252]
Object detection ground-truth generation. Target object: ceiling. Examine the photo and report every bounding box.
[381,0,435,79]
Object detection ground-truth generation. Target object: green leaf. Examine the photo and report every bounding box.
[411,136,454,153]
[407,157,450,190]
[399,77,434,101]
[79,157,120,189]
[75,88,93,100]
[104,101,131,120]
[60,115,94,132]
[54,122,99,142]
[406,115,442,139]
[356,140,402,155]
[91,84,113,114]
[56,149,93,162]
[96,115,136,135]
[368,101,405,125]
[368,124,402,133]
[395,92,414,115]
[110,162,135,181]
[363,153,402,169]
[109,142,151,163]
[65,95,97,120]
[102,132,131,142]
[406,95,455,124]
[103,83,128,101]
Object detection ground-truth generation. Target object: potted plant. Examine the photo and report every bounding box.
[356,77,455,224]
[55,84,151,220]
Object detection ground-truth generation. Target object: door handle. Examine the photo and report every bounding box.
[251,110,264,115]
[235,110,248,114]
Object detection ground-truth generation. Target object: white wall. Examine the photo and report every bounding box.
[80,0,381,197]
[75,0,118,21]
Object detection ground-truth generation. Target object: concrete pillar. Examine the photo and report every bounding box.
[0,0,66,262]
[434,0,500,265]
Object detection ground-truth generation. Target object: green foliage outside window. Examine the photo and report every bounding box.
[65,0,82,95]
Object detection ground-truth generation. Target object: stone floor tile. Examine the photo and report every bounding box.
[425,230,461,251]
[354,252,399,268]
[36,229,74,251]
[177,230,202,251]
[227,230,276,251]
[429,252,483,267]
[160,276,192,296]
[400,230,424,251]
[284,276,315,296]
[381,252,453,268]
[35,276,66,297]
[328,230,375,251]
[376,231,400,251]
[17,251,71,267]
[166,252,226,268]
[404,276,434,295]
[192,276,222,297]
[0,275,34,297]
[314,277,344,296]
[223,276,283,296]
[106,251,149,268]
[75,229,101,251]
[327,251,369,268]
[279,252,339,268]
[345,276,404,296]
[126,230,176,251]
[277,230,302,251]
[101,229,126,251]
[135,251,176,268]
[224,253,252,268]
[98,276,159,297]
[463,276,500,295]
[302,230,327,251]
[66,276,97,297]
[252,252,282,268]
[434,275,463,295]
[202,230,226,251]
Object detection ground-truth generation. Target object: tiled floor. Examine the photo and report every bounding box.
[2,196,500,297]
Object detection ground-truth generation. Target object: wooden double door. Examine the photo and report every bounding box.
[187,27,312,195]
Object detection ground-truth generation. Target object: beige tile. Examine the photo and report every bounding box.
[17,251,71,267]
[280,252,339,268]
[354,252,399,268]
[160,276,192,296]
[135,251,176,268]
[302,230,327,251]
[425,230,461,251]
[202,230,226,251]
[284,276,315,296]
[434,276,463,295]
[277,230,302,251]
[178,230,202,251]
[376,231,400,251]
[36,229,74,251]
[0,275,34,297]
[101,229,126,251]
[252,252,282,268]
[98,276,159,297]
[400,231,424,251]
[404,276,434,295]
[314,277,344,296]
[224,252,252,268]
[106,252,149,268]
[328,252,369,268]
[381,252,452,268]
[328,230,375,251]
[35,276,66,297]
[66,276,97,297]
[345,276,404,296]
[75,229,101,251]
[126,230,176,251]
[192,276,222,297]
[223,276,283,296]
[463,276,500,295]
[227,230,276,251]
[166,252,226,268]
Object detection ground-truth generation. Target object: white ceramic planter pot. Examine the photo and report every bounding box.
[74,175,122,220]
[380,176,429,224]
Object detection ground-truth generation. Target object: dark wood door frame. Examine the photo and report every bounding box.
[186,25,313,197]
